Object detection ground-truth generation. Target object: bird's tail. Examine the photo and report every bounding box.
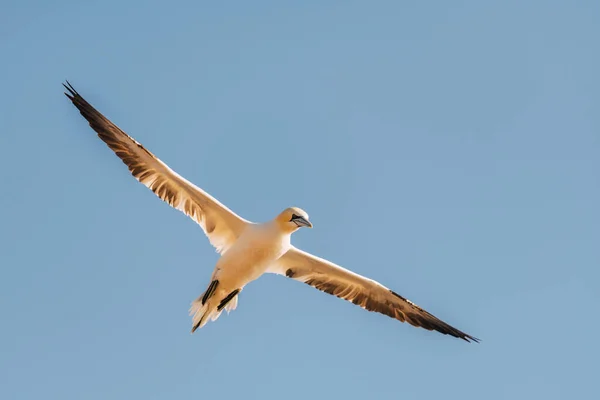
[189,298,221,333]
[189,281,240,333]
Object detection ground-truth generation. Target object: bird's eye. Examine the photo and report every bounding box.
[290,214,300,222]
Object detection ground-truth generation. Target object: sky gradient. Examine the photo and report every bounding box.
[1,1,599,399]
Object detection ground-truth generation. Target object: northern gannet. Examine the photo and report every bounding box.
[64,81,479,342]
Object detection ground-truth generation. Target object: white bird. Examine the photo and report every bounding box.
[64,81,479,342]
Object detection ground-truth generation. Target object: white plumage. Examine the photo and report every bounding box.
[64,81,479,343]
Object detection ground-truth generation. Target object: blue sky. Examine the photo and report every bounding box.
[1,1,598,399]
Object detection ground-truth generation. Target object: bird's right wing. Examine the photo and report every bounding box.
[64,82,250,253]
[269,247,479,342]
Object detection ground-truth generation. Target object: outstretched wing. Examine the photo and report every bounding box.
[64,81,250,253]
[270,247,479,342]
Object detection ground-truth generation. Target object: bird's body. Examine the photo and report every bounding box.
[64,81,480,343]
[190,220,293,330]
[215,222,290,288]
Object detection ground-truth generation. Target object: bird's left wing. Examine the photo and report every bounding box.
[63,82,250,254]
[269,247,479,342]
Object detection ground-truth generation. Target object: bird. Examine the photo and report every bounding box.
[63,81,479,343]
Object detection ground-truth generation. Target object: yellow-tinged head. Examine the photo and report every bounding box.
[275,207,313,232]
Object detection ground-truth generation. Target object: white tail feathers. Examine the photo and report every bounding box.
[189,298,220,332]
[224,295,238,313]
[189,288,240,333]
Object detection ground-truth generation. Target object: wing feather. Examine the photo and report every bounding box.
[64,81,249,253]
[270,247,479,342]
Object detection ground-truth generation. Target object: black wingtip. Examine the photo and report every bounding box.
[62,80,78,99]
[463,335,481,344]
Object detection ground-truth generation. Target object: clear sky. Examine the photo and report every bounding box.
[1,1,598,399]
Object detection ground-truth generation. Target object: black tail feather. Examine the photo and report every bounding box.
[217,289,240,312]
[191,315,205,334]
[202,280,219,305]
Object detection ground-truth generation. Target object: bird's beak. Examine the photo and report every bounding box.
[295,217,313,228]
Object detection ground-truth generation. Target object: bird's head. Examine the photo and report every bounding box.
[275,207,312,233]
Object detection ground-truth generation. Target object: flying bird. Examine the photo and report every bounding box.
[63,81,479,343]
